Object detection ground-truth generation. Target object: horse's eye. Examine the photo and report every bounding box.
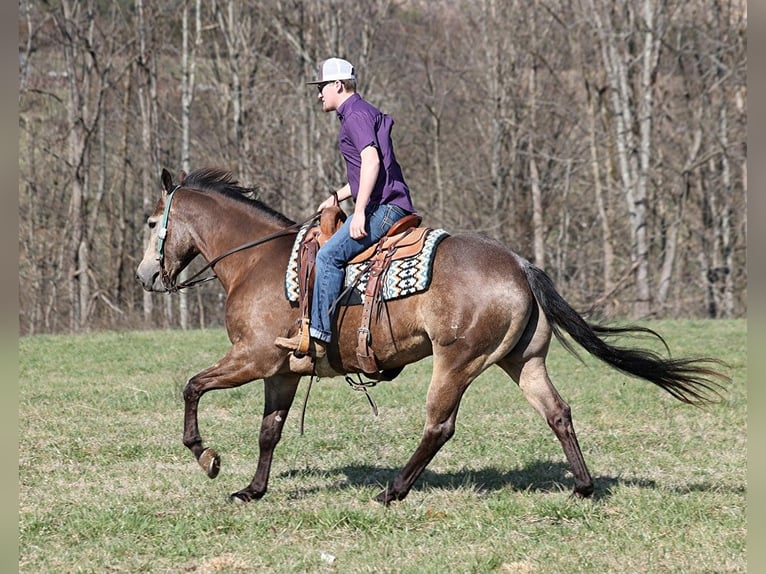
[148,220,157,229]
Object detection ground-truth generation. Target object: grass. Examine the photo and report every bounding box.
[19,320,746,573]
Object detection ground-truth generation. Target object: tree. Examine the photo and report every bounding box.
[177,0,203,329]
[135,0,161,326]
[50,0,127,330]
[17,0,747,334]
[587,0,666,318]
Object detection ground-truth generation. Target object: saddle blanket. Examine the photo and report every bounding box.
[284,223,450,305]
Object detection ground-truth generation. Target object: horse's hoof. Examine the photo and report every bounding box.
[198,448,220,479]
[228,491,250,504]
[373,489,394,506]
[573,482,594,498]
[228,489,263,504]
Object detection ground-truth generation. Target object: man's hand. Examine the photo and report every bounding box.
[317,194,338,211]
[317,183,352,212]
[350,211,367,239]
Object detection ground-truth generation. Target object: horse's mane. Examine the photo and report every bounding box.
[181,167,295,226]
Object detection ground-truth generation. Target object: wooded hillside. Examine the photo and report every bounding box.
[18,0,747,334]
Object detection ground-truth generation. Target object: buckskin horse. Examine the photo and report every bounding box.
[136,167,727,504]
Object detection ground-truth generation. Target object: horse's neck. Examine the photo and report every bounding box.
[185,192,291,285]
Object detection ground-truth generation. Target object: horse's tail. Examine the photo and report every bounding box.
[521,260,728,405]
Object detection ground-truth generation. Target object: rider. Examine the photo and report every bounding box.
[276,57,416,359]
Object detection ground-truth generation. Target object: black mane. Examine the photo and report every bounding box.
[181,167,295,226]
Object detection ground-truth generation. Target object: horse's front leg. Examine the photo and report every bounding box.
[182,350,261,479]
[230,375,301,503]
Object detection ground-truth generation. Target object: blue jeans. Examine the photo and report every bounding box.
[310,203,409,343]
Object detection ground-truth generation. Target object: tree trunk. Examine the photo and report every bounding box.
[589,0,663,318]
[422,52,445,225]
[179,0,202,329]
[58,0,96,331]
[213,0,244,175]
[528,43,544,268]
[136,0,155,326]
[588,89,615,305]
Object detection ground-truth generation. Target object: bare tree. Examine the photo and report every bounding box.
[587,0,666,318]
[135,0,160,326]
[527,0,545,268]
[51,0,114,330]
[563,0,619,313]
[177,0,204,329]
[17,0,747,334]
[475,0,517,236]
[210,0,264,182]
[697,0,745,318]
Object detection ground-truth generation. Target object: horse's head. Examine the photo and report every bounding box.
[136,168,199,292]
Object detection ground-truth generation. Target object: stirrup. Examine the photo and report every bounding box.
[297,316,311,356]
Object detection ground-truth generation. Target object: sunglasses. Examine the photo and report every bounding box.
[316,81,334,93]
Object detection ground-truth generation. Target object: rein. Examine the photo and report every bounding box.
[169,223,311,292]
[157,186,320,292]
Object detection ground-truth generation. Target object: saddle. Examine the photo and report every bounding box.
[296,206,426,374]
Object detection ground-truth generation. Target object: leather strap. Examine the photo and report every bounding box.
[356,256,386,374]
[355,229,414,374]
[296,233,319,355]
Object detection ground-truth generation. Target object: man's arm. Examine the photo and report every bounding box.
[349,145,380,239]
[318,183,351,211]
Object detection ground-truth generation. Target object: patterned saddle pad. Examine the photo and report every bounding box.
[284,223,449,306]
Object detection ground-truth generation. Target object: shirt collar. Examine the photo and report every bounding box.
[336,93,361,121]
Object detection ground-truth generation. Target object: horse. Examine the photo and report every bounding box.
[136,167,727,504]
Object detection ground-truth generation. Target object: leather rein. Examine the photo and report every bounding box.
[157,185,320,292]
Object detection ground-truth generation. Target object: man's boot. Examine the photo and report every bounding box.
[275,334,326,359]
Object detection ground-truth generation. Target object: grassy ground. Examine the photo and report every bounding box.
[19,319,745,573]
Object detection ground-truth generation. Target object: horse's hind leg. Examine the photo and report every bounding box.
[230,374,300,503]
[375,357,478,505]
[500,356,594,497]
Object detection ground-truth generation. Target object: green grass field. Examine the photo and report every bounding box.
[19,319,746,573]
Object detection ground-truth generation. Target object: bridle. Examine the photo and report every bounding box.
[155,185,320,292]
[156,183,181,289]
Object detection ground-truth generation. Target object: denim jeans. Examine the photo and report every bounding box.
[310,203,409,343]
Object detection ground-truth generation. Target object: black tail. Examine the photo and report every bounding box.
[522,262,728,405]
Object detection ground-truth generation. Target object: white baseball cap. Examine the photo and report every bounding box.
[306,58,356,84]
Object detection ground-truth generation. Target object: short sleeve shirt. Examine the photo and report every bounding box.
[336,94,415,213]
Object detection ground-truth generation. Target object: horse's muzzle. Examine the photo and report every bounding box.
[136,271,161,292]
[136,259,165,292]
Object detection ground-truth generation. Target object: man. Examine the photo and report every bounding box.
[276,57,416,359]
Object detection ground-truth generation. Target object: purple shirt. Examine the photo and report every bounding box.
[336,94,415,213]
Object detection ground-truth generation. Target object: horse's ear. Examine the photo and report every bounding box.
[177,170,187,184]
[161,168,174,193]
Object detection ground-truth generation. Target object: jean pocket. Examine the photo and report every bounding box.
[381,205,406,227]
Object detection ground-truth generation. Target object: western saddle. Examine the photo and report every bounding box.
[295,206,426,374]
